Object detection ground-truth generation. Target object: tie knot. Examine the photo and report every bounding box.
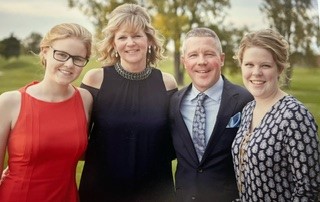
[197,93,206,103]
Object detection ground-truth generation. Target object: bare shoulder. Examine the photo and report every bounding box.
[0,91,21,107]
[82,68,104,89]
[161,72,178,91]
[77,88,93,107]
[77,87,93,120]
[0,90,21,127]
[78,87,92,99]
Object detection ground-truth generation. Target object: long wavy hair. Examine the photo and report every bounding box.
[96,3,165,67]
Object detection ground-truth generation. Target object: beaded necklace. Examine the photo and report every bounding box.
[115,63,152,81]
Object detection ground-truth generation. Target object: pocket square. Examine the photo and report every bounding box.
[226,112,241,128]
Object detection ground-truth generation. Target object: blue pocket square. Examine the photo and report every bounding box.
[226,112,241,128]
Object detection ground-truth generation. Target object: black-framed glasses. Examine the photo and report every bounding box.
[50,47,89,67]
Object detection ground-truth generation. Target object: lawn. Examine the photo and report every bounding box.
[1,56,319,186]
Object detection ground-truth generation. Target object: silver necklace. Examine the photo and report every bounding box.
[115,63,152,80]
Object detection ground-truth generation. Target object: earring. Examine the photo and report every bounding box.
[115,51,118,58]
[148,46,152,54]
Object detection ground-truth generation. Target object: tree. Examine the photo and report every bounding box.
[68,0,232,85]
[22,32,42,55]
[68,0,138,39]
[147,0,231,85]
[0,34,21,60]
[260,0,320,88]
[210,24,249,74]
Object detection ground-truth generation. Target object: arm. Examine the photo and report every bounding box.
[0,91,21,184]
[285,106,320,201]
[78,68,103,160]
[162,72,178,161]
[77,88,93,161]
[78,88,93,124]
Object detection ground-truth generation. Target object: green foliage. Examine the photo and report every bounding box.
[21,32,42,55]
[0,56,43,92]
[68,0,138,40]
[67,0,233,86]
[0,34,21,60]
[149,0,231,85]
[260,0,320,87]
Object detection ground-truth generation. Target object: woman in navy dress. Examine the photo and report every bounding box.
[79,3,178,202]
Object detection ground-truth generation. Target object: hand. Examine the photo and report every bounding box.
[0,166,9,185]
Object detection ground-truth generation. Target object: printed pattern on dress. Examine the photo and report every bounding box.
[232,96,320,202]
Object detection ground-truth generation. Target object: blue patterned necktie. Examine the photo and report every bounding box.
[192,92,207,161]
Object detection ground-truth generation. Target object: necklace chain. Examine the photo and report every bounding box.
[238,131,254,194]
[115,63,152,80]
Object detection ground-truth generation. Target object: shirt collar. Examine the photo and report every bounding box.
[191,75,224,102]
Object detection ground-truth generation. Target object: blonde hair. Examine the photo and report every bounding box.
[39,23,92,67]
[97,3,164,66]
[234,28,289,72]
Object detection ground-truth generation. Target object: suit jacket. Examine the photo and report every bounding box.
[170,76,253,202]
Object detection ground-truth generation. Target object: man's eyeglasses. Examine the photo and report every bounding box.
[50,47,89,67]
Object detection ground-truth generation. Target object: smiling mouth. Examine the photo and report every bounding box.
[126,50,138,54]
[250,80,265,84]
[196,70,209,73]
[59,69,72,75]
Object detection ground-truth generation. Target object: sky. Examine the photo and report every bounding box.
[0,0,267,40]
[0,0,319,45]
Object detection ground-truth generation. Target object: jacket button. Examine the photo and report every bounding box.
[198,168,203,173]
[191,196,196,200]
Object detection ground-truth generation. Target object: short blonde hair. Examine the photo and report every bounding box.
[234,28,289,72]
[97,3,164,66]
[39,23,92,67]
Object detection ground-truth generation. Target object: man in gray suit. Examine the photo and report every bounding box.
[169,27,253,202]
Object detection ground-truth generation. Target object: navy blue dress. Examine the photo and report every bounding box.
[79,66,176,202]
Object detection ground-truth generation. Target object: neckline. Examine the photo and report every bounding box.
[23,81,77,103]
[115,63,152,81]
[249,95,289,133]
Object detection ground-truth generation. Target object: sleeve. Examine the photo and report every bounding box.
[284,103,320,201]
[80,83,99,139]
[167,88,178,98]
[166,88,178,161]
[80,83,99,98]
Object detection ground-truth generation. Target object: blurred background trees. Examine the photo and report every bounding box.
[67,0,319,86]
[0,32,42,60]
[260,0,320,88]
[67,0,250,85]
[0,34,21,60]
[0,0,319,87]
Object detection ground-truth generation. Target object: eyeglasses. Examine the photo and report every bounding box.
[50,47,89,67]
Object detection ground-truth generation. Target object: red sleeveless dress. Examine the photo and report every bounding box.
[0,82,88,202]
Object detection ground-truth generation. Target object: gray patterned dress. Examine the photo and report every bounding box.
[232,95,320,202]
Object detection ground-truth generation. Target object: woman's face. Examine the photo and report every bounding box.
[113,26,149,70]
[241,46,281,100]
[43,38,87,85]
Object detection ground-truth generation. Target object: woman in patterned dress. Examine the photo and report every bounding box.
[232,29,320,201]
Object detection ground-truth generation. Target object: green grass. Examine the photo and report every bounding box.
[1,56,319,187]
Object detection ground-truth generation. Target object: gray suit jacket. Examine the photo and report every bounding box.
[170,76,253,202]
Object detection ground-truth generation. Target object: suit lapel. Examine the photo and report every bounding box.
[175,85,200,164]
[201,78,238,162]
